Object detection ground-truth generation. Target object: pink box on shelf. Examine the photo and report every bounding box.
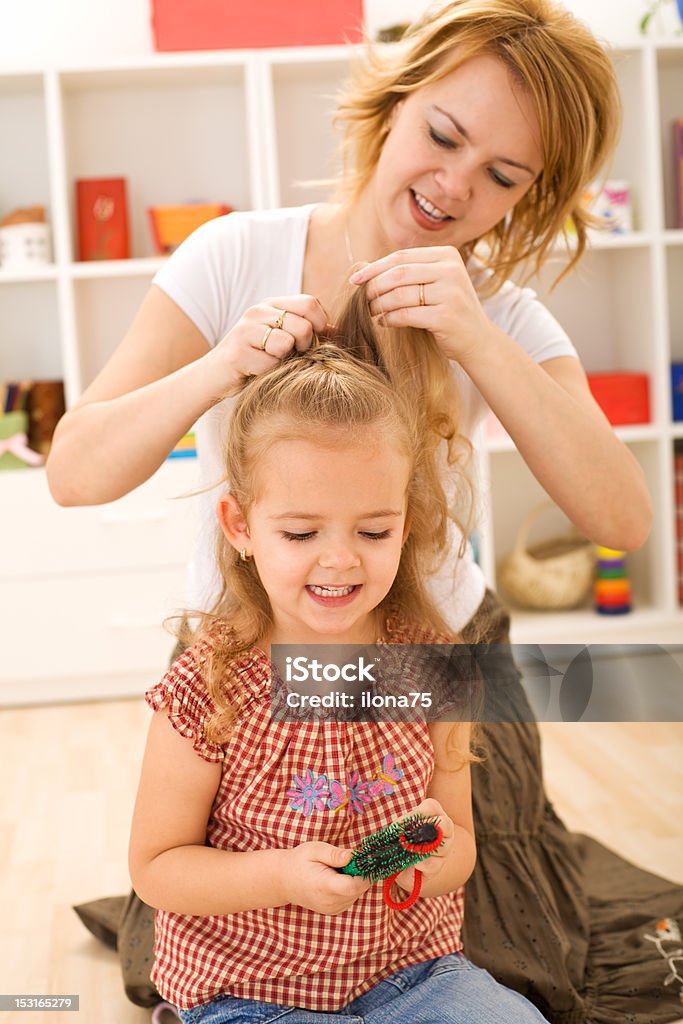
[151,0,364,51]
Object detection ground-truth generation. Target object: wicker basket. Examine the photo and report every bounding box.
[498,502,596,610]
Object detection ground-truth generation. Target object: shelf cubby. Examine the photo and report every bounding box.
[0,280,62,381]
[60,62,252,260]
[73,272,155,388]
[656,46,683,230]
[0,73,51,219]
[269,55,350,208]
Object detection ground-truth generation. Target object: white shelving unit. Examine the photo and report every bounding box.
[1,40,682,703]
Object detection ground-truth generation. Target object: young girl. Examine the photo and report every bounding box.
[128,344,549,1023]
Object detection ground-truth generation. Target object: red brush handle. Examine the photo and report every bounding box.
[382,869,423,910]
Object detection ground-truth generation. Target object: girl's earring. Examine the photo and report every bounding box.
[239,549,251,562]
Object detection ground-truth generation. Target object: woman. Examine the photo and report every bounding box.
[49,2,681,1021]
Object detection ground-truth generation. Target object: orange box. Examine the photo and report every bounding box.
[147,204,232,254]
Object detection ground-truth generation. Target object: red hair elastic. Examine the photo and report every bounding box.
[338,813,444,910]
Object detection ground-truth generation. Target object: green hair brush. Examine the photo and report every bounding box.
[339,813,444,910]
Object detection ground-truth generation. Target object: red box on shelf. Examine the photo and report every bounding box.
[76,178,130,261]
[586,372,650,426]
[151,0,364,51]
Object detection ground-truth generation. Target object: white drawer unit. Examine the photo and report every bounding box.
[1,567,183,679]
[0,459,199,578]
[0,461,199,704]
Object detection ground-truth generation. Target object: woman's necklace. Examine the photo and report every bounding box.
[343,214,383,269]
[344,220,355,267]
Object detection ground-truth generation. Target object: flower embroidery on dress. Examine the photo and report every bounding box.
[285,770,329,817]
[287,754,402,817]
[329,771,379,815]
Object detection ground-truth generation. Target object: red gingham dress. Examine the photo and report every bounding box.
[145,630,466,1012]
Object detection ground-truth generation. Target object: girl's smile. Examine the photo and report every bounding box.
[306,584,362,607]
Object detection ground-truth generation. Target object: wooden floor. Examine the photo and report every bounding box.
[1,699,682,1023]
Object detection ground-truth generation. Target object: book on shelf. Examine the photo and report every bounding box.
[1,379,32,414]
[675,442,683,607]
[675,117,683,230]
[1,379,65,456]
[76,178,130,261]
[27,380,65,455]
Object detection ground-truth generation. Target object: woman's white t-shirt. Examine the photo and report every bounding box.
[153,205,577,632]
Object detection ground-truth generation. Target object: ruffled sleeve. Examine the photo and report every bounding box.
[145,645,225,763]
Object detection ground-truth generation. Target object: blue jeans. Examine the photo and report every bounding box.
[177,953,550,1023]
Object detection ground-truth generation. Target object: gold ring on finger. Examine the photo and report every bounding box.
[260,325,274,351]
[272,309,286,330]
[418,282,426,307]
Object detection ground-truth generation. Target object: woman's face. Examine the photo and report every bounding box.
[367,54,543,253]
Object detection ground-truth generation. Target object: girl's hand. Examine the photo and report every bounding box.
[213,294,331,393]
[350,246,492,364]
[393,798,455,891]
[283,841,371,916]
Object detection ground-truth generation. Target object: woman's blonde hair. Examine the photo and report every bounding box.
[194,289,474,744]
[335,0,621,290]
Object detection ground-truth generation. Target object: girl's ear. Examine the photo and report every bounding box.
[216,493,251,556]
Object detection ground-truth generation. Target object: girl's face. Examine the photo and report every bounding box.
[220,434,411,646]
[366,54,543,253]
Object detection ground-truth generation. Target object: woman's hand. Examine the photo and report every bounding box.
[213,294,331,393]
[350,246,493,363]
[283,842,371,916]
[352,249,652,550]
[393,798,455,892]
[46,291,329,506]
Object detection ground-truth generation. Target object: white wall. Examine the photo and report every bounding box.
[0,0,679,69]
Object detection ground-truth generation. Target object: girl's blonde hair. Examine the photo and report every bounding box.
[194,290,474,744]
[335,0,621,291]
